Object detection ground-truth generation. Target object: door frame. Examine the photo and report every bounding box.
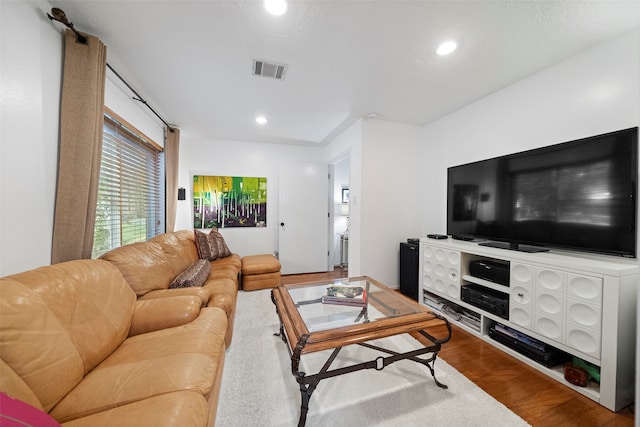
[327,164,335,271]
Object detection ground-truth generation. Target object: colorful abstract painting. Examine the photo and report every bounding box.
[193,175,267,228]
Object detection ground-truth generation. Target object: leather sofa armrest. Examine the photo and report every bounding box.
[129,296,202,337]
[138,287,210,306]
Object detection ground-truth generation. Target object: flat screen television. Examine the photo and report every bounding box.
[447,127,638,257]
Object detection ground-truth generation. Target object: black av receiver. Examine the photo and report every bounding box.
[469,259,510,287]
[461,284,509,319]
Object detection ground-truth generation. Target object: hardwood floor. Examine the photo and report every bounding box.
[280,269,635,427]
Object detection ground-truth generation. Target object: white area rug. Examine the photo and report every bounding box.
[216,289,530,427]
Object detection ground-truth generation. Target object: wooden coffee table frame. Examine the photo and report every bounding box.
[271,276,452,426]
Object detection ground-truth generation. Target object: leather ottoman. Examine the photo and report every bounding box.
[241,254,281,291]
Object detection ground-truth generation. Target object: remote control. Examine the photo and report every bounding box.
[451,234,474,241]
[427,234,448,240]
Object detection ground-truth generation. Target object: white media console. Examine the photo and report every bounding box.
[418,237,638,412]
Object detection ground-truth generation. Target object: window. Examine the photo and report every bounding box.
[92,108,165,258]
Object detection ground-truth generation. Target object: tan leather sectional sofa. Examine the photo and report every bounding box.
[0,230,240,426]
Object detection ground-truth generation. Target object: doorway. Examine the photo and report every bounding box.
[331,156,350,272]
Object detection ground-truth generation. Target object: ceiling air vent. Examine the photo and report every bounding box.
[253,59,287,80]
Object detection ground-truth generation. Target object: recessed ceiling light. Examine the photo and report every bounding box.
[264,0,287,16]
[256,116,267,125]
[436,41,457,56]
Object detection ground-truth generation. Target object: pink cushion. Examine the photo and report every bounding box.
[0,392,60,426]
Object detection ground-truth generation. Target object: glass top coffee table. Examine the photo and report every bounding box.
[271,276,452,426]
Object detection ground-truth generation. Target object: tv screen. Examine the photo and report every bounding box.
[447,127,638,257]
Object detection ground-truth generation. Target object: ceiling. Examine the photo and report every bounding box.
[49,1,640,145]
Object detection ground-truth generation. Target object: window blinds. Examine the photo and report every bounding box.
[92,113,165,258]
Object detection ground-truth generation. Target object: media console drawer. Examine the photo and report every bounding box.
[422,246,460,299]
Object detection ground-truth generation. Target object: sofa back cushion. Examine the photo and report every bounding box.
[149,231,199,272]
[101,231,198,296]
[0,260,135,412]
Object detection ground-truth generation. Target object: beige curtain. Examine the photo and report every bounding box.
[165,127,181,232]
[51,30,107,263]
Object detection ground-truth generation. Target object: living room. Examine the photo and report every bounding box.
[1,0,639,425]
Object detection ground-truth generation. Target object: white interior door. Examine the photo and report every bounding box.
[279,162,329,274]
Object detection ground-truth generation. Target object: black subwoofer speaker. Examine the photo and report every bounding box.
[399,242,419,301]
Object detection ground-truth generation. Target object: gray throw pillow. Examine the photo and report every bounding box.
[208,229,232,258]
[194,229,212,260]
[169,259,211,288]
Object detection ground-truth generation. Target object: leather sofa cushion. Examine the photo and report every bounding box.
[204,278,237,317]
[209,266,240,282]
[150,231,199,272]
[138,287,210,306]
[58,390,210,427]
[102,231,215,296]
[100,241,177,296]
[212,253,242,271]
[50,308,227,423]
[0,260,135,412]
[128,296,202,336]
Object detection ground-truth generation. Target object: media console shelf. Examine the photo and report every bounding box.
[419,237,638,412]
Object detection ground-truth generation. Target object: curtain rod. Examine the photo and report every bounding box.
[106,64,175,132]
[47,8,176,133]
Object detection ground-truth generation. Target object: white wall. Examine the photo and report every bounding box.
[175,136,324,257]
[419,124,447,237]
[0,1,165,276]
[104,77,164,146]
[360,120,423,286]
[419,27,640,252]
[1,0,61,275]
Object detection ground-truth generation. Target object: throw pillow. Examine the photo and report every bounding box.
[194,229,212,260]
[169,259,211,288]
[0,392,61,427]
[207,229,220,260]
[208,229,232,258]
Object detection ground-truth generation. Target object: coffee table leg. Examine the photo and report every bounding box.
[271,289,288,344]
[292,336,343,426]
[273,324,287,344]
[297,377,312,427]
[292,335,310,426]
[405,350,448,389]
[428,356,448,389]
